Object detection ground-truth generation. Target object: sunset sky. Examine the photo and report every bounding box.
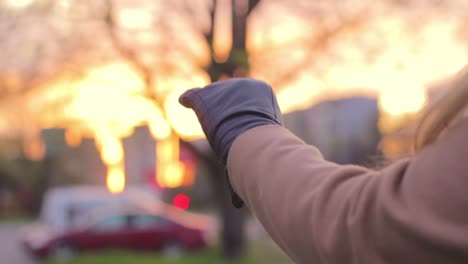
[1,0,467,191]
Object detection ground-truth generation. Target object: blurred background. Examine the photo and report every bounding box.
[0,0,466,263]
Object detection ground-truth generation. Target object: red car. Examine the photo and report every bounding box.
[23,210,210,259]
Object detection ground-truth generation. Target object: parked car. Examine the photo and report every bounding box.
[20,186,216,259]
[22,208,210,259]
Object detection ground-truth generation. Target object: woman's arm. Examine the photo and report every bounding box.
[227,123,468,263]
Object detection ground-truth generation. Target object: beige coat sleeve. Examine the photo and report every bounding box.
[227,123,468,264]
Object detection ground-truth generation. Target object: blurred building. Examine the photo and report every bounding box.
[284,97,381,166]
[42,126,156,187]
[122,126,156,186]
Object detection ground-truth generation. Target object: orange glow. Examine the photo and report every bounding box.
[85,62,146,93]
[264,13,468,118]
[62,61,172,140]
[248,9,310,52]
[93,126,126,194]
[27,3,467,150]
[49,61,200,193]
[165,89,204,139]
[157,136,178,161]
[65,129,82,147]
[100,138,123,165]
[23,137,45,161]
[147,103,171,140]
[163,162,185,188]
[378,79,426,116]
[182,161,196,186]
[156,136,186,188]
[213,0,232,63]
[95,128,123,165]
[106,165,125,194]
[276,74,328,113]
[8,1,468,195]
[65,66,146,126]
[153,71,210,100]
[29,60,198,193]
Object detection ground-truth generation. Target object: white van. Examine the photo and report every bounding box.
[39,185,161,231]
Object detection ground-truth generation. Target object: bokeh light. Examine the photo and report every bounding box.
[106,165,125,194]
[173,193,191,210]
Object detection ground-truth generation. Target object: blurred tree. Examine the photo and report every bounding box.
[101,0,261,259]
[191,0,260,259]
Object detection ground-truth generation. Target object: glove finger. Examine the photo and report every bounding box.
[178,88,202,109]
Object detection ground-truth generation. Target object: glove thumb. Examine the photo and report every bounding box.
[178,88,203,109]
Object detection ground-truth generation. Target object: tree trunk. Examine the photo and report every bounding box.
[198,0,261,260]
[180,140,246,260]
[106,0,260,259]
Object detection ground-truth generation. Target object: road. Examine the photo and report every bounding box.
[0,223,35,264]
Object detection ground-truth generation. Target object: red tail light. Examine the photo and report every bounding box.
[172,194,190,210]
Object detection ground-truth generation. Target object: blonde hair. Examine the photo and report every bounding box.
[414,65,468,151]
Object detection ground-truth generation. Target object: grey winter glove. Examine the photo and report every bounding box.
[179,78,283,163]
[179,78,283,208]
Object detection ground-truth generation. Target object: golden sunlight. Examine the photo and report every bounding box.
[165,89,204,139]
[106,165,125,194]
[378,77,426,116]
[162,162,185,188]
[118,8,153,29]
[96,130,124,166]
[147,106,172,140]
[23,136,45,161]
[43,61,199,193]
[64,61,167,139]
[156,136,185,188]
[271,13,468,117]
[276,73,328,113]
[213,0,232,63]
[65,129,82,147]
[4,0,33,8]
[14,0,468,195]
[86,62,145,94]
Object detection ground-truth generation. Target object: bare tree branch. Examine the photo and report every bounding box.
[264,12,369,89]
[103,0,154,93]
[248,0,261,15]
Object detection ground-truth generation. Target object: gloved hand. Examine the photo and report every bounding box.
[179,78,283,164]
[179,78,283,208]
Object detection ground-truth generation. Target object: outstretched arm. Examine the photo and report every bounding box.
[227,122,468,263]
